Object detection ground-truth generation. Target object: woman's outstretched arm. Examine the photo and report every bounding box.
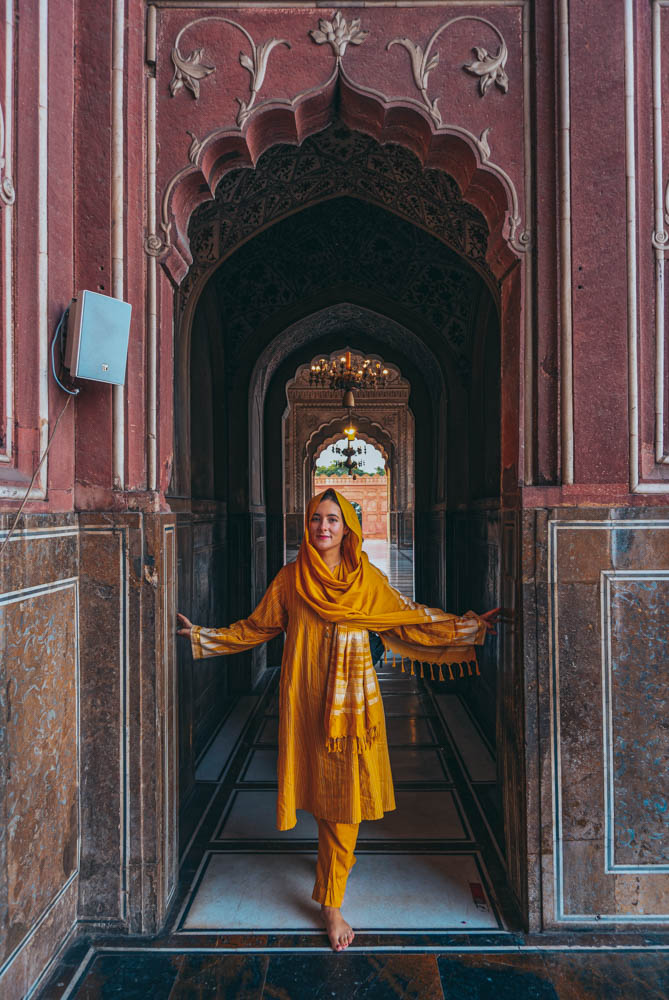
[177,568,288,659]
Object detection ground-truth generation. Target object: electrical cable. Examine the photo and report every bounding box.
[0,309,78,559]
[51,308,79,396]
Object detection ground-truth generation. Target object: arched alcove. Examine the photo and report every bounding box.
[175,114,521,916]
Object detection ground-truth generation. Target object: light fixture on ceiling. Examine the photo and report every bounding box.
[309,350,389,407]
[333,422,367,479]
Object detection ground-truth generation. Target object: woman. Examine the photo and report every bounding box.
[177,488,498,951]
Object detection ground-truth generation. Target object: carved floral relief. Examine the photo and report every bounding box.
[310,12,369,60]
[169,17,290,127]
[0,99,15,206]
[387,16,509,128]
[464,42,509,96]
[169,45,214,99]
[153,8,526,264]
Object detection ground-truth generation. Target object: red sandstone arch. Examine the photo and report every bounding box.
[161,79,521,287]
[173,81,524,511]
[166,77,525,929]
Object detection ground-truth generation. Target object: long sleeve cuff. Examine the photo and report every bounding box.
[190,625,204,659]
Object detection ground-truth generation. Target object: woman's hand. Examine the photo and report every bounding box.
[479,607,501,635]
[176,612,194,638]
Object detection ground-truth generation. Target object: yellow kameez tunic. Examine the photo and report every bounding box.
[191,561,486,830]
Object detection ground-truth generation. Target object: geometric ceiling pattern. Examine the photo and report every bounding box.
[188,121,491,279]
[210,195,489,381]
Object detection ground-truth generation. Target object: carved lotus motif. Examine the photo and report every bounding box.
[464,43,509,96]
[169,46,215,99]
[310,11,369,59]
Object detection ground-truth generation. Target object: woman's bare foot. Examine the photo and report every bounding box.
[321,904,355,951]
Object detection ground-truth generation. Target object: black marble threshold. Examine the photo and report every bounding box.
[36,932,669,1000]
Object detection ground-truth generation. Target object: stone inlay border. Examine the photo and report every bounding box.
[600,568,669,874]
[548,519,669,923]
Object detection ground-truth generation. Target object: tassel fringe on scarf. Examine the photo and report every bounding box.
[384,648,481,680]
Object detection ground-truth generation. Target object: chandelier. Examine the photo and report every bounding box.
[310,350,389,407]
[333,424,367,479]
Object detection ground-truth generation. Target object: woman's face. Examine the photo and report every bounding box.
[309,499,348,561]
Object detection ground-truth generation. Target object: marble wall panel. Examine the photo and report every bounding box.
[447,510,501,748]
[545,515,669,926]
[499,510,526,914]
[553,581,605,843]
[76,512,180,936]
[1,585,78,952]
[162,523,178,915]
[77,522,127,926]
[522,508,548,933]
[605,574,669,869]
[0,518,79,999]
[176,513,195,802]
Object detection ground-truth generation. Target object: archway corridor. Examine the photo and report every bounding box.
[172,122,518,948]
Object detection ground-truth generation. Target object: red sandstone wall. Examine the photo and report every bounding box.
[2,1,669,513]
[315,474,389,539]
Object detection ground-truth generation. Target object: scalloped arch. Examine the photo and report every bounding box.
[303,413,403,513]
[309,419,394,468]
[160,77,520,285]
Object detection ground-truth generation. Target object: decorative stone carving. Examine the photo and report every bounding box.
[386,36,442,125]
[310,12,369,60]
[169,45,215,99]
[181,123,492,313]
[463,42,509,96]
[144,234,165,256]
[207,196,483,378]
[237,36,291,126]
[388,16,509,128]
[186,130,204,164]
[168,18,290,126]
[152,14,530,262]
[0,175,13,205]
[656,177,669,250]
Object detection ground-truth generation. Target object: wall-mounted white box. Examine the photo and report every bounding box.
[64,290,132,385]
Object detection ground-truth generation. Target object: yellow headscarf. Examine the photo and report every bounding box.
[296,489,482,754]
[296,489,450,630]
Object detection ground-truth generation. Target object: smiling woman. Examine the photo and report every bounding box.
[177,488,498,952]
[308,489,349,570]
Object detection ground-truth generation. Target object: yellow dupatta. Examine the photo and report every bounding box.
[296,489,481,753]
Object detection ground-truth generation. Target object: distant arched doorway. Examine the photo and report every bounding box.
[313,434,391,542]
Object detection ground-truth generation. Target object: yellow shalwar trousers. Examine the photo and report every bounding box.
[311,818,360,907]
